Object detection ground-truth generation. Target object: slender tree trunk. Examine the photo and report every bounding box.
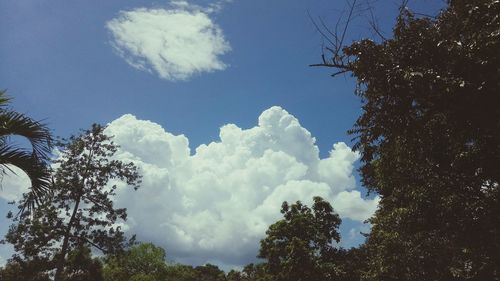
[53,197,81,281]
[54,140,95,281]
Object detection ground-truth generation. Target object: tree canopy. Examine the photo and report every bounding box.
[103,243,168,281]
[258,197,342,281]
[317,0,500,279]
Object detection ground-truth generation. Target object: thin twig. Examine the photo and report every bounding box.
[307,10,337,47]
[339,0,358,49]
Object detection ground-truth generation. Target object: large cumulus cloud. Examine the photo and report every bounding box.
[105,106,379,266]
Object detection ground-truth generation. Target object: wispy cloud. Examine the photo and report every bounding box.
[106,1,231,81]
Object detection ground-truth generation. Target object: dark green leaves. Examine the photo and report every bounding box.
[258,197,342,281]
[320,0,500,279]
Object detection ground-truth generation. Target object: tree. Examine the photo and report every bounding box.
[0,259,51,281]
[258,197,342,281]
[194,264,226,281]
[0,90,52,207]
[163,264,198,281]
[335,245,368,281]
[60,246,104,281]
[0,246,103,281]
[4,124,141,281]
[317,0,500,280]
[240,263,273,281]
[103,243,168,281]
[226,270,243,281]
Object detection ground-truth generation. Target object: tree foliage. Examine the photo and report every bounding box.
[61,246,104,281]
[258,197,342,281]
[4,124,141,281]
[194,264,226,281]
[238,263,273,281]
[0,246,102,281]
[102,242,227,281]
[317,0,500,280]
[103,243,168,281]
[0,259,51,281]
[163,264,198,281]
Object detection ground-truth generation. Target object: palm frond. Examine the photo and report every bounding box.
[0,90,12,107]
[0,144,52,211]
[0,90,53,213]
[0,110,53,162]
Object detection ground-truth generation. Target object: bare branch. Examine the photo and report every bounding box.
[399,0,410,15]
[367,5,387,40]
[330,69,350,77]
[412,12,438,19]
[308,10,337,47]
[318,17,340,45]
[71,235,106,252]
[339,0,358,50]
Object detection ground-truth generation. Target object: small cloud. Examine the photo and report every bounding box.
[106,2,231,81]
[333,190,380,222]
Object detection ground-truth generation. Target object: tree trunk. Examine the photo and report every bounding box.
[53,197,81,281]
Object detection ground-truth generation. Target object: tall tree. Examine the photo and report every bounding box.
[0,90,52,207]
[258,197,342,281]
[316,0,500,280]
[5,124,141,281]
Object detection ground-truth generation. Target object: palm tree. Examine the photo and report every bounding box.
[0,90,52,208]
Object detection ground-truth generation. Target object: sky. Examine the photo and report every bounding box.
[0,0,443,270]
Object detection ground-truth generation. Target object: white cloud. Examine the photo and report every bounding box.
[333,190,379,222]
[0,166,30,201]
[105,106,380,266]
[106,2,231,81]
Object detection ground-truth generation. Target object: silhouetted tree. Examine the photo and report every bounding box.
[316,0,500,280]
[5,124,141,281]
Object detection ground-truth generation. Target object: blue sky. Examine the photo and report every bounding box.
[0,0,443,269]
